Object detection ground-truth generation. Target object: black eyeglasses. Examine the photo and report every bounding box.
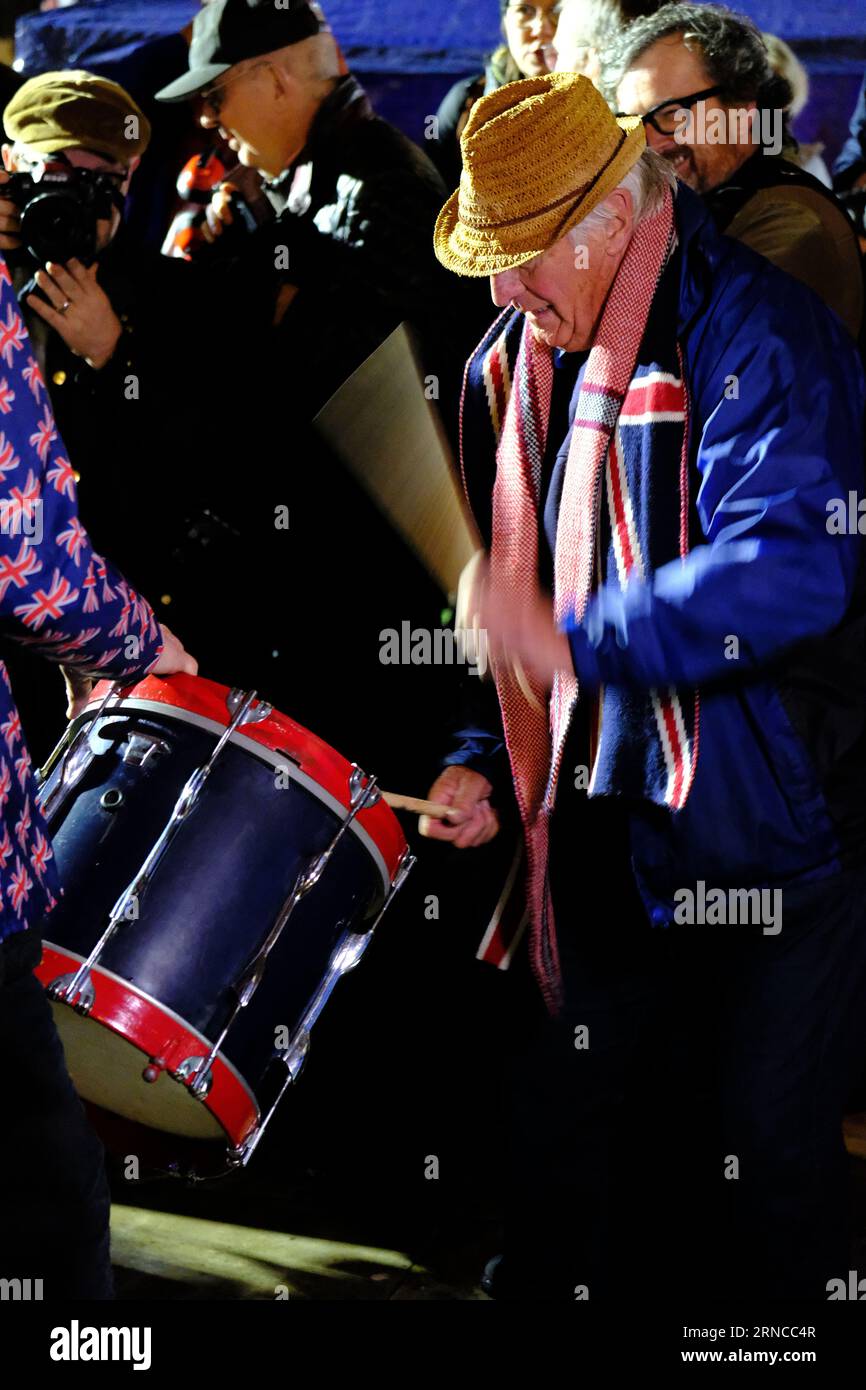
[617,85,724,135]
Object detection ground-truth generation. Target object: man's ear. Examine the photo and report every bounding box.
[1,144,15,173]
[601,186,634,257]
[269,60,291,100]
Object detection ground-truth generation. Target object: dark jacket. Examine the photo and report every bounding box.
[705,151,863,340]
[450,186,866,921]
[227,74,471,418]
[166,76,478,791]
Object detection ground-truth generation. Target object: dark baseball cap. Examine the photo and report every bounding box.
[155,0,330,103]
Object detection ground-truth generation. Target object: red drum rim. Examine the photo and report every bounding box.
[85,673,408,884]
[37,944,260,1148]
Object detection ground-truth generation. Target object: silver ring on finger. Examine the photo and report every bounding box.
[60,300,72,314]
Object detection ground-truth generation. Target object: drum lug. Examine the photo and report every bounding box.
[173,1056,213,1100]
[297,764,381,896]
[227,689,273,725]
[48,969,96,1015]
[121,732,170,769]
[349,764,380,807]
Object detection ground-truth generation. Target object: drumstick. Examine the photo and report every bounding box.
[512,656,545,714]
[381,791,461,820]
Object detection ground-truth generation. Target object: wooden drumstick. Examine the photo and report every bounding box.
[381,791,461,820]
[512,655,545,714]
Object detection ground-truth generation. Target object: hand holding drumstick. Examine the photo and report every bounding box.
[412,765,500,848]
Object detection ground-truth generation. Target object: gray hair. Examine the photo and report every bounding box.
[599,3,793,118]
[558,0,667,53]
[568,147,676,245]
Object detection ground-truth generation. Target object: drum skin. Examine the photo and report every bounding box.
[35,674,408,1160]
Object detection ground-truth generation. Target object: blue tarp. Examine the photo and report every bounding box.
[15,0,506,75]
[11,1,866,163]
[15,0,866,76]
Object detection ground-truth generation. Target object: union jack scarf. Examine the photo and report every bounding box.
[460,187,700,1015]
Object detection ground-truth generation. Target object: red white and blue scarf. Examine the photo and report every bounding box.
[459,187,700,1014]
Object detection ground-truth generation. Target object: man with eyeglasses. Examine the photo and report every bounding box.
[602,3,862,341]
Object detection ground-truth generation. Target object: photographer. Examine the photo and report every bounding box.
[0,71,226,753]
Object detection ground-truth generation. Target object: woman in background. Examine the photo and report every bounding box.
[430,1,561,186]
[763,32,832,186]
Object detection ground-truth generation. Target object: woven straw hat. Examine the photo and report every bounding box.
[434,72,645,277]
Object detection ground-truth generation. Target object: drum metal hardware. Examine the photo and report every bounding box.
[47,968,95,1014]
[174,1056,213,1098]
[230,846,416,1167]
[142,1057,167,1084]
[36,682,121,821]
[51,688,260,1013]
[349,764,381,807]
[121,732,170,769]
[99,788,124,811]
[184,764,382,1100]
[227,688,273,725]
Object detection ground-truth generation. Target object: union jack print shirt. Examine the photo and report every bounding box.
[0,260,163,943]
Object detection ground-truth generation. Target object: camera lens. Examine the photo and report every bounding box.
[20,189,99,266]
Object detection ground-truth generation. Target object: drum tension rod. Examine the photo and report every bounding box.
[184,763,386,1104]
[229,845,417,1168]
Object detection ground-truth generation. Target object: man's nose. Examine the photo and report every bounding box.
[490,269,521,306]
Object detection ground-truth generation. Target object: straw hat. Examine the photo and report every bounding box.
[434,72,645,277]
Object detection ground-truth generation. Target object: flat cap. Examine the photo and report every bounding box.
[3,70,151,163]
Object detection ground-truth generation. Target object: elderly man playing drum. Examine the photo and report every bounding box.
[424,73,866,1301]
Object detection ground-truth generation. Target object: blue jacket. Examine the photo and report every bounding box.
[0,264,163,944]
[447,185,866,921]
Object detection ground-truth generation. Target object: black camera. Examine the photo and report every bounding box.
[3,161,125,268]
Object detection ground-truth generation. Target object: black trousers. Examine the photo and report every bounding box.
[498,802,866,1302]
[0,928,113,1300]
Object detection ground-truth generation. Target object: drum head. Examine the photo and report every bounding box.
[52,1005,226,1141]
